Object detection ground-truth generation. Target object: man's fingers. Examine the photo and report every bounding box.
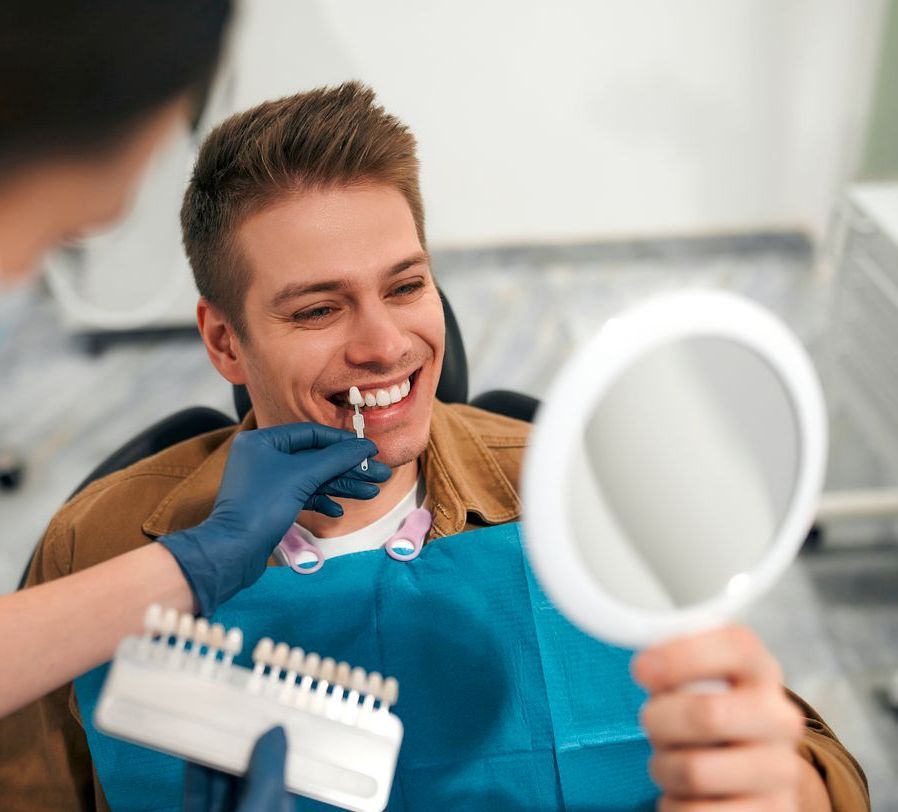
[640,686,805,747]
[650,744,802,799]
[632,625,782,692]
[658,795,794,812]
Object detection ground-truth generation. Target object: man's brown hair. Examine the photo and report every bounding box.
[181,81,425,338]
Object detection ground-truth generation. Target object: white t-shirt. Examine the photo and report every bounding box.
[291,479,425,561]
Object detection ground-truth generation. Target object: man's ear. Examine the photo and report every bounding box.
[196,297,248,385]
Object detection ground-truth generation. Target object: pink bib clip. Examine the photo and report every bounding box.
[276,524,324,575]
[384,508,432,562]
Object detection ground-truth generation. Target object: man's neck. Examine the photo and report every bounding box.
[297,458,420,538]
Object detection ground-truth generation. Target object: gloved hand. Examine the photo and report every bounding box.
[159,423,391,615]
[183,726,291,812]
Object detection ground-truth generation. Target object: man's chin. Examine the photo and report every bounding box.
[372,437,428,470]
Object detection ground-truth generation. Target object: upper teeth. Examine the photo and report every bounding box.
[348,378,411,409]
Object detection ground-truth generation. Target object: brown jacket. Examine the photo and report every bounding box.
[0,402,869,810]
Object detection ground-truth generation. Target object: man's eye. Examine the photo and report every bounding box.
[391,280,425,297]
[293,306,333,322]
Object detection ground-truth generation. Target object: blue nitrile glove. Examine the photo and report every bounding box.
[182,726,291,812]
[159,423,391,615]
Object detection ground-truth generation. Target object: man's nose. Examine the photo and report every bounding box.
[344,303,413,368]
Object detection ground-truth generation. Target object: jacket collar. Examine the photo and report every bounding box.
[420,400,521,537]
[142,410,257,539]
[143,400,521,540]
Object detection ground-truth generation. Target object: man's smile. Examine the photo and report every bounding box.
[322,367,425,430]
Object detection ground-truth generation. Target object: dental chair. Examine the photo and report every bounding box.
[17,290,538,589]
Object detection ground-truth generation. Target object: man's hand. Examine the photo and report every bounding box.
[632,624,831,811]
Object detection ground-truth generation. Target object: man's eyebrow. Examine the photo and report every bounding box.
[269,251,431,309]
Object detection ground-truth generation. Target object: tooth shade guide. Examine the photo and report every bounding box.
[352,406,369,471]
[96,632,404,810]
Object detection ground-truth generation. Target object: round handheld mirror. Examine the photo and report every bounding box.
[523,290,827,648]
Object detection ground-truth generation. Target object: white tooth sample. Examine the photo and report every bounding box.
[376,389,391,407]
[400,379,410,397]
[389,385,402,404]
[348,386,363,406]
[364,392,377,407]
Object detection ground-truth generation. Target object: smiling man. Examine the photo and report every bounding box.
[0,83,868,810]
[192,174,446,545]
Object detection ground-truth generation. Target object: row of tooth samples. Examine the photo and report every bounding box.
[141,604,242,666]
[249,637,399,717]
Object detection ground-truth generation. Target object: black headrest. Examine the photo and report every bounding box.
[233,287,468,420]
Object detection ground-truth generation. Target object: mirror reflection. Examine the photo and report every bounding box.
[567,336,800,611]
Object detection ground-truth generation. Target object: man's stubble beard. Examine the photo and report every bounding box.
[369,426,429,469]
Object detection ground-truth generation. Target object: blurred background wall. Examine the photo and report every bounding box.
[222,0,884,247]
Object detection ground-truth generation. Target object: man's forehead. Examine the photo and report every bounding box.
[235,184,426,302]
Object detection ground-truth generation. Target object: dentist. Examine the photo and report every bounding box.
[0,0,389,750]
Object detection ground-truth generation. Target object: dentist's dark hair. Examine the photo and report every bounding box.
[0,0,232,172]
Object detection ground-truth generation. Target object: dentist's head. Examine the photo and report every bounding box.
[0,0,232,280]
[184,83,446,470]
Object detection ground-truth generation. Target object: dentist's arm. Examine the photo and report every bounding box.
[0,423,390,719]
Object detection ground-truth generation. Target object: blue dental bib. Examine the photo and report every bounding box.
[75,523,659,810]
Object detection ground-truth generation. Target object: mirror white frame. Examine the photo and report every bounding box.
[523,290,828,648]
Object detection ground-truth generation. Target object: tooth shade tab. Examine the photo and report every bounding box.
[177,614,194,641]
[193,619,210,648]
[348,386,363,406]
[225,628,243,656]
[271,642,290,669]
[252,637,274,664]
